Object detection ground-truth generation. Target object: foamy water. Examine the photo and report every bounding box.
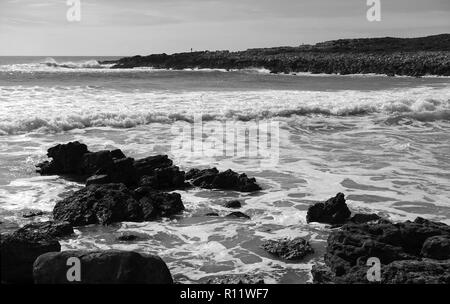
[0,57,449,283]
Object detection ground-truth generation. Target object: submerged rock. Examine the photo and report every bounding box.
[306,193,351,224]
[0,221,71,283]
[33,250,173,284]
[186,167,261,192]
[312,217,450,284]
[261,238,314,260]
[224,200,242,208]
[53,183,184,226]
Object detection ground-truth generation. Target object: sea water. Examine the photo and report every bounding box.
[0,56,449,283]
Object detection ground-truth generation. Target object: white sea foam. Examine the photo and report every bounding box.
[0,86,449,135]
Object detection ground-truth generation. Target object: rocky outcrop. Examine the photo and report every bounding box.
[261,238,314,260]
[33,250,173,284]
[186,168,261,192]
[420,235,450,260]
[1,221,72,283]
[53,183,184,226]
[306,193,351,224]
[312,217,450,284]
[106,34,450,76]
[139,166,187,190]
[36,141,89,175]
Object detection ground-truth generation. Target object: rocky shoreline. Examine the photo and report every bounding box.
[103,34,450,77]
[1,141,449,284]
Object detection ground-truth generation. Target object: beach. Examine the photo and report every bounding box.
[0,56,449,283]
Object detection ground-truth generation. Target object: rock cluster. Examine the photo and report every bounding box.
[312,217,450,284]
[35,142,262,227]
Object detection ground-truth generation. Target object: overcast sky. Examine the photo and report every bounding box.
[0,0,449,56]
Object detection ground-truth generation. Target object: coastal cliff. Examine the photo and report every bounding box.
[106,34,450,76]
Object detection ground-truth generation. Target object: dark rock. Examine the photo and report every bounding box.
[261,237,314,260]
[306,193,351,224]
[33,250,173,284]
[53,183,140,226]
[349,213,382,224]
[226,211,250,219]
[80,150,115,176]
[380,259,450,284]
[15,221,74,239]
[0,221,69,283]
[206,274,265,284]
[53,183,185,226]
[133,155,173,178]
[311,264,334,284]
[139,166,186,190]
[421,235,450,260]
[224,200,241,208]
[186,168,218,180]
[36,141,89,175]
[110,149,126,160]
[313,217,450,283]
[134,187,184,219]
[107,157,138,186]
[188,167,261,192]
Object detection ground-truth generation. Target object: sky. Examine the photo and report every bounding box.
[0,0,449,56]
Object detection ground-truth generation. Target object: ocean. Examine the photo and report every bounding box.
[0,56,449,283]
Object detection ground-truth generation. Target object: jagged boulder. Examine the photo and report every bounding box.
[139,166,187,190]
[1,221,72,283]
[33,250,173,284]
[36,141,89,175]
[133,155,173,178]
[53,183,184,226]
[261,238,314,260]
[306,193,351,224]
[312,217,450,283]
[186,168,261,192]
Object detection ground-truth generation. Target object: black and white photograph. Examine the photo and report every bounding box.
[0,0,449,294]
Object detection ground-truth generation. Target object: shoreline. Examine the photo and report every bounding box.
[102,34,450,77]
[1,141,449,284]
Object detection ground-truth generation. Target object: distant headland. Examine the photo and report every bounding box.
[102,34,450,77]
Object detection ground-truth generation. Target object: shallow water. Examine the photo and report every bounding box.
[0,57,449,283]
